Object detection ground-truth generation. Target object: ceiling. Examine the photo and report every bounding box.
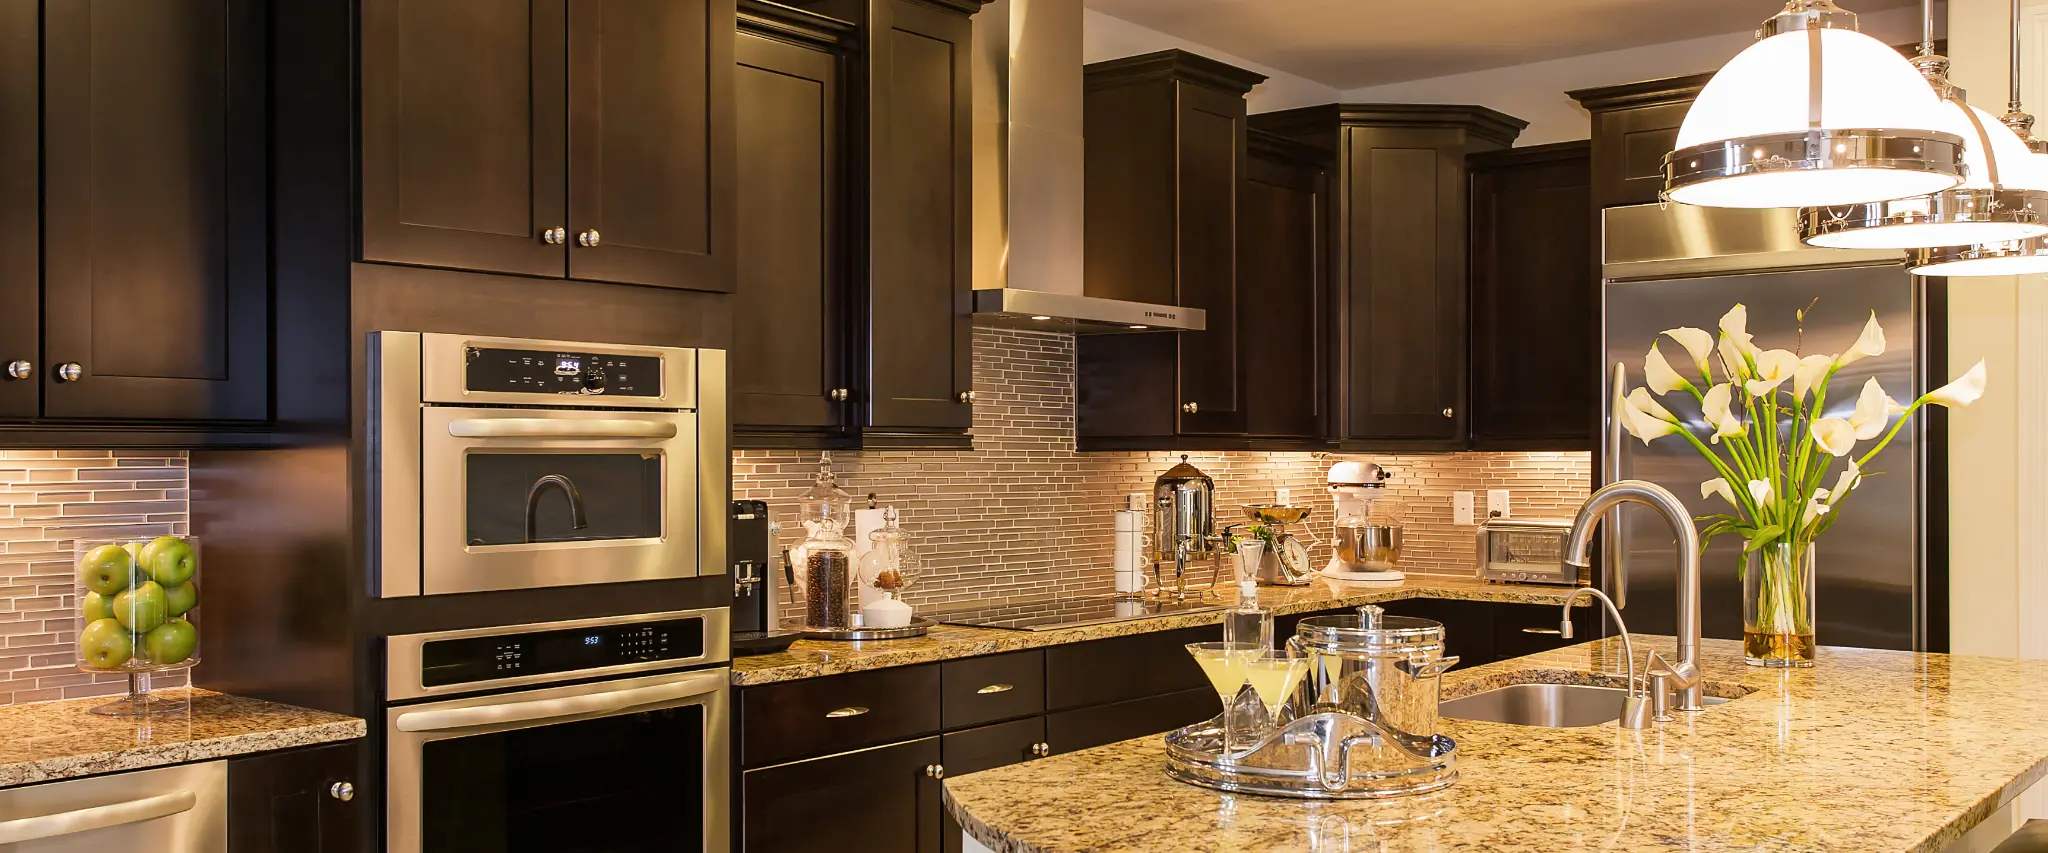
[1082,0,1923,89]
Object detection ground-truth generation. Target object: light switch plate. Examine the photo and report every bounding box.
[1453,491,1475,526]
[1487,489,1510,519]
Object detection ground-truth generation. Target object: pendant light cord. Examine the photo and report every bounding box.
[2013,0,2024,115]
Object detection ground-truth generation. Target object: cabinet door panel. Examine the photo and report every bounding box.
[940,718,1045,853]
[361,0,567,278]
[1240,153,1324,440]
[0,0,35,418]
[567,0,735,291]
[733,32,843,431]
[41,0,268,420]
[741,737,942,853]
[1173,87,1245,435]
[865,0,972,431]
[227,743,363,853]
[1344,129,1463,442]
[1470,147,1594,448]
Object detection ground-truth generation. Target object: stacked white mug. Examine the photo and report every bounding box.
[1114,493,1151,598]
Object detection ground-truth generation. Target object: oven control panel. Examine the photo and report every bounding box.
[419,617,705,688]
[464,346,662,397]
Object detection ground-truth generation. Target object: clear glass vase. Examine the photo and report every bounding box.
[1742,540,1816,667]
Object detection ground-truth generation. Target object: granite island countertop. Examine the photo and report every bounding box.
[733,575,1580,686]
[945,636,2048,852]
[0,688,365,788]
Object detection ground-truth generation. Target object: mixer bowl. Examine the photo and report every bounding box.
[1244,504,1311,525]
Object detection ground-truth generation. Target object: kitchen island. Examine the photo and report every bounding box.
[945,636,2048,852]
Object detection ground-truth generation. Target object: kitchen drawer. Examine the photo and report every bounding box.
[1046,624,1219,711]
[941,651,1045,729]
[1493,599,1596,661]
[741,664,942,768]
[1045,687,1216,755]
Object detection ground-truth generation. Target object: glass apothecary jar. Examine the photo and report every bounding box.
[857,507,921,628]
[791,454,856,629]
[74,536,201,716]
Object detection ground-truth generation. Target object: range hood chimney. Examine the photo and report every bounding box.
[969,0,1204,334]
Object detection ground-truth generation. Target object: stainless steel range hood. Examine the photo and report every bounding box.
[969,0,1204,334]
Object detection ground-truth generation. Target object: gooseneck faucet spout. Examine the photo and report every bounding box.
[1562,480,1704,711]
[1560,587,1650,729]
[525,474,590,544]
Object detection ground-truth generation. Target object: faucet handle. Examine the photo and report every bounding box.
[1644,649,1699,689]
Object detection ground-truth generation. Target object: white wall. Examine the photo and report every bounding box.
[1082,9,1340,113]
[1339,6,1936,145]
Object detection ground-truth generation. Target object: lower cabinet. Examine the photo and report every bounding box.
[741,736,944,853]
[1045,688,1216,755]
[1275,597,1598,669]
[225,742,361,853]
[939,718,1046,853]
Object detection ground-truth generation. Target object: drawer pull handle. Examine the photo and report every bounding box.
[825,706,869,719]
[1520,628,1564,635]
[974,683,1014,695]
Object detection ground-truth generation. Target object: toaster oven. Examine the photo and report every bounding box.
[1475,518,1583,585]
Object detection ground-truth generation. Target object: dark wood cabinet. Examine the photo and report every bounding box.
[939,717,1046,853]
[1468,141,1595,450]
[741,735,944,853]
[740,663,942,767]
[360,0,735,293]
[1567,75,1707,211]
[1045,687,1216,755]
[1252,105,1524,449]
[1045,624,1219,711]
[733,6,852,440]
[1275,597,1598,669]
[227,743,363,853]
[1241,130,1331,441]
[4,0,270,425]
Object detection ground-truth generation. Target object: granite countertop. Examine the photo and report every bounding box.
[0,688,365,788]
[733,575,1580,687]
[944,636,2048,852]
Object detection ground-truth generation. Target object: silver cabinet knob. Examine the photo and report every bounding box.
[957,391,976,404]
[925,764,945,779]
[4,360,28,380]
[1181,401,1198,414]
[578,229,601,247]
[542,226,566,245]
[329,781,354,802]
[1441,407,1454,418]
[1031,742,1050,757]
[829,388,849,402]
[55,363,82,383]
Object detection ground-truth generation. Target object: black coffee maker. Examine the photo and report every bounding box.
[730,500,800,655]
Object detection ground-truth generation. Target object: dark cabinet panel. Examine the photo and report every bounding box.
[40,0,268,421]
[1567,76,1706,211]
[1045,624,1218,711]
[1240,132,1329,440]
[227,743,363,853]
[740,663,942,767]
[567,0,735,291]
[940,718,1045,853]
[1468,142,1595,449]
[1381,597,1494,670]
[360,0,567,278]
[1172,87,1248,435]
[741,736,943,853]
[733,28,846,434]
[0,0,35,419]
[940,650,1045,730]
[1493,600,1598,661]
[1045,687,1216,755]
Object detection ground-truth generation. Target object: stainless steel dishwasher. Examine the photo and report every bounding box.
[0,761,225,851]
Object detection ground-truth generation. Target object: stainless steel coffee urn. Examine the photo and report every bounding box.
[1151,456,1218,599]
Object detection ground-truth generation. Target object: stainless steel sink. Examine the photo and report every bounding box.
[1441,683,1732,728]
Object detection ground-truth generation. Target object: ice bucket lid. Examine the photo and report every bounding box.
[1294,604,1444,654]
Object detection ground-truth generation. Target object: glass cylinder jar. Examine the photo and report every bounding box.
[1742,540,1816,667]
[793,454,856,629]
[75,535,202,716]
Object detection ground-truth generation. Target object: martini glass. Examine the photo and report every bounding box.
[1243,649,1309,728]
[1185,641,1258,756]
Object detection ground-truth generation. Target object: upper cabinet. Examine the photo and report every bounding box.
[1252,104,1525,449]
[1239,130,1331,442]
[0,0,270,429]
[1567,75,1707,211]
[360,0,737,293]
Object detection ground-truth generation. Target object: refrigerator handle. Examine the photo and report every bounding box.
[1606,361,1627,610]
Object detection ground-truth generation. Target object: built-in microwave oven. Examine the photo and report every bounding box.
[369,332,727,597]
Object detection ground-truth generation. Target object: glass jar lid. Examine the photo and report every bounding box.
[1294,604,1444,655]
[798,451,854,534]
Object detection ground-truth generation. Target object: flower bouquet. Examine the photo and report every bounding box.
[1622,304,1985,666]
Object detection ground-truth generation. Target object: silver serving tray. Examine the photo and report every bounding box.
[797,617,935,641]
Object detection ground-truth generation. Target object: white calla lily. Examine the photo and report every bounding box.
[1700,477,1737,507]
[1926,360,1988,409]
[1810,417,1857,457]
[1834,312,1887,368]
[1698,383,1743,443]
[1626,387,1675,422]
[1644,343,1692,395]
[1792,354,1834,400]
[1747,478,1773,506]
[1662,327,1715,380]
[1849,378,1902,440]
[1826,459,1862,505]
[1620,392,1679,445]
[1802,491,1832,528]
[1743,349,1800,397]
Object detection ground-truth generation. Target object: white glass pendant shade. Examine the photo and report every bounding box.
[1911,238,2048,275]
[1666,27,1965,208]
[1803,102,2048,249]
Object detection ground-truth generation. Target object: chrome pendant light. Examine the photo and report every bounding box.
[1800,0,2048,250]
[1664,0,1966,209]
[1913,0,2048,276]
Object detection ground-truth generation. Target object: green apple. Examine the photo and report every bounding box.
[78,618,132,669]
[161,581,197,617]
[122,542,143,563]
[80,591,112,623]
[138,536,195,587]
[77,545,136,596]
[142,618,197,665]
[112,581,168,634]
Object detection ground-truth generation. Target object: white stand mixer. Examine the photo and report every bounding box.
[1325,461,1404,581]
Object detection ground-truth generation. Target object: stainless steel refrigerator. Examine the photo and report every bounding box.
[1598,203,1947,653]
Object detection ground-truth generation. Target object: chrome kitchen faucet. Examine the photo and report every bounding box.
[1562,480,1704,712]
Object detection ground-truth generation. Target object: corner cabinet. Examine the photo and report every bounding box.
[0,0,270,431]
[1251,104,1525,449]
[359,0,737,293]
[1566,75,1707,211]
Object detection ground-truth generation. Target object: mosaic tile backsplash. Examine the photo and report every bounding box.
[736,328,1593,624]
[0,450,189,706]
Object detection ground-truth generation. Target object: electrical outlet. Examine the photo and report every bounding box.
[1453,491,1475,526]
[1487,489,1510,519]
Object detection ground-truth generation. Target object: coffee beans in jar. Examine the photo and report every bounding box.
[804,549,852,628]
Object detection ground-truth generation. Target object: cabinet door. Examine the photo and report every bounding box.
[0,0,35,419]
[940,718,1046,853]
[1469,146,1594,449]
[1591,103,1688,210]
[733,32,845,433]
[1340,126,1467,443]
[1381,598,1494,671]
[361,0,567,278]
[227,743,363,853]
[864,0,973,432]
[567,0,735,291]
[1241,150,1325,440]
[741,736,943,853]
[40,0,269,421]
[1173,83,1249,435]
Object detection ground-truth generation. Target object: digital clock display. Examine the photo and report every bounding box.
[584,635,603,646]
[554,357,582,376]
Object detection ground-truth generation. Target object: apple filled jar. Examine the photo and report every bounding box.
[74,536,200,716]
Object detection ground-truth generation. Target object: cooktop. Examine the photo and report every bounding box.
[931,595,1222,632]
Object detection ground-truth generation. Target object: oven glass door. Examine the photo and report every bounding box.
[421,407,699,595]
[388,668,730,853]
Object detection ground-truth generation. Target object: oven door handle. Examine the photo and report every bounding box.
[446,418,679,440]
[394,671,725,733]
[0,791,197,844]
